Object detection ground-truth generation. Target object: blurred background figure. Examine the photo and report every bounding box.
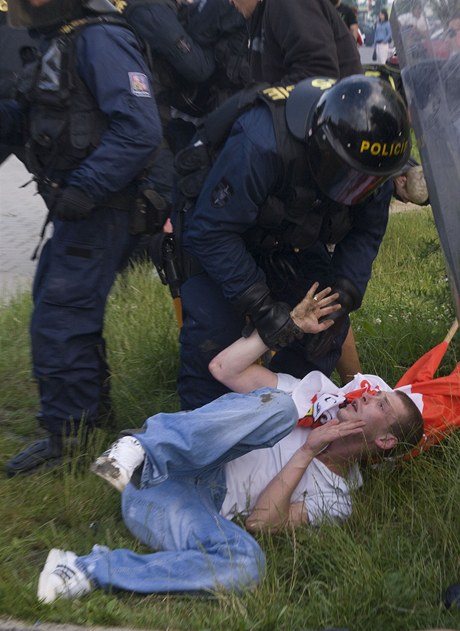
[331,0,359,44]
[374,9,392,64]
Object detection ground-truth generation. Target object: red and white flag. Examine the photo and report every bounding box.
[395,321,460,456]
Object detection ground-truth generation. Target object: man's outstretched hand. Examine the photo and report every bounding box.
[290,282,341,335]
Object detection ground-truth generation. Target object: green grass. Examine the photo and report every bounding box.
[1,208,460,631]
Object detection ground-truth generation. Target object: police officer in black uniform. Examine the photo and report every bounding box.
[173,75,411,410]
[1,0,162,475]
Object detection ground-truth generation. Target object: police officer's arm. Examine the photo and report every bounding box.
[302,182,392,358]
[126,4,216,83]
[264,0,341,83]
[184,107,303,350]
[65,24,162,202]
[209,284,340,393]
[245,417,366,532]
[183,107,278,295]
[330,180,392,302]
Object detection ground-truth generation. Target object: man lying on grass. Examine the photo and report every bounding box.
[37,284,423,603]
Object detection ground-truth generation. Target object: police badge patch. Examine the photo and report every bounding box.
[128,73,151,97]
[211,178,234,208]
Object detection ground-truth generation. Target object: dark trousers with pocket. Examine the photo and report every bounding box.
[30,206,138,436]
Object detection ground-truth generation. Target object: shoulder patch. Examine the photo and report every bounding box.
[211,178,234,208]
[128,72,151,98]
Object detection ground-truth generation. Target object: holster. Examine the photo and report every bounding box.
[129,189,171,235]
[149,233,183,298]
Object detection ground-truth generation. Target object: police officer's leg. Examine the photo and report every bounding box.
[5,206,137,476]
[335,325,362,385]
[178,272,243,410]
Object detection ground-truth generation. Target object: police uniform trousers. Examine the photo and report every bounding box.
[31,205,138,436]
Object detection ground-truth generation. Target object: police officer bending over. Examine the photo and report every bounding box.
[1,0,162,475]
[173,76,411,410]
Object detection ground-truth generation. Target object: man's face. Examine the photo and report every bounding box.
[230,0,259,18]
[336,391,405,443]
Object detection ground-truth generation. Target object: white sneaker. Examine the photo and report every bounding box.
[37,549,93,604]
[90,435,145,492]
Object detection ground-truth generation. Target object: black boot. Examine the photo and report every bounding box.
[5,434,64,477]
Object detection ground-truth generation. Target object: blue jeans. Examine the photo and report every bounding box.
[77,388,297,594]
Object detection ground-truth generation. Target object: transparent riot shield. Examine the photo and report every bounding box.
[391,0,460,318]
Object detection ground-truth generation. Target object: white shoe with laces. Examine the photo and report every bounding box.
[90,435,145,492]
[37,549,93,603]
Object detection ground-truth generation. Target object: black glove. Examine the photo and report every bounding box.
[53,186,95,221]
[304,277,362,359]
[234,281,304,351]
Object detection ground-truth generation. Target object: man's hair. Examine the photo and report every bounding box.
[384,390,424,458]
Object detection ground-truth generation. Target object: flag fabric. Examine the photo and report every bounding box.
[395,340,460,456]
[295,329,459,458]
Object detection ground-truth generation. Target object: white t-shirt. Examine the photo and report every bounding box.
[221,426,362,526]
[220,371,392,526]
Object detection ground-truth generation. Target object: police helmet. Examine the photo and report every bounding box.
[8,0,116,29]
[287,75,411,206]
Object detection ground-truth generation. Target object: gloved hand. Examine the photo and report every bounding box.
[303,277,362,359]
[53,186,95,221]
[234,281,304,351]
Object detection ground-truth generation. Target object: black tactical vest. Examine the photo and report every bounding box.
[176,84,353,253]
[17,17,125,180]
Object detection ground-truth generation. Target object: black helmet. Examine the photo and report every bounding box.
[8,0,116,29]
[287,75,411,205]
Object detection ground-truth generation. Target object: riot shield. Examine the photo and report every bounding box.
[391,0,460,318]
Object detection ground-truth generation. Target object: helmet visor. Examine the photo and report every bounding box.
[308,135,388,205]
